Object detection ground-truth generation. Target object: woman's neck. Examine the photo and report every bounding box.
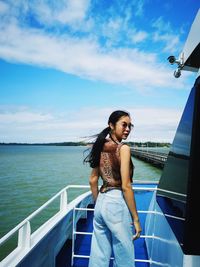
[110,134,122,144]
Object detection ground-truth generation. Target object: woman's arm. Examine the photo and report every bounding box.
[89,167,99,202]
[120,145,142,240]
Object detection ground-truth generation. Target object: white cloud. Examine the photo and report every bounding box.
[0,1,195,144]
[101,18,123,40]
[0,0,193,92]
[130,30,148,44]
[99,9,148,47]
[152,17,172,33]
[0,106,182,143]
[2,0,90,27]
[130,0,145,17]
[152,16,182,53]
[0,19,189,91]
[30,0,90,26]
[153,32,180,53]
[0,110,53,123]
[129,107,182,142]
[0,1,9,14]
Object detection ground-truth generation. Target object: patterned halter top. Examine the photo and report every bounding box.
[99,139,133,193]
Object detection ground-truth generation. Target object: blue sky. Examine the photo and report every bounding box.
[0,0,199,143]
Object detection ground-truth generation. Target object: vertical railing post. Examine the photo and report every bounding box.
[60,190,68,213]
[71,207,76,267]
[18,221,31,249]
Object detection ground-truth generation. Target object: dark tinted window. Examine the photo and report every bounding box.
[156,81,195,248]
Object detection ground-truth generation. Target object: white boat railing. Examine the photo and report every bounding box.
[0,185,90,253]
[71,185,158,266]
[0,183,158,266]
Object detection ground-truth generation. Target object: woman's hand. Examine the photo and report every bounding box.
[132,220,142,240]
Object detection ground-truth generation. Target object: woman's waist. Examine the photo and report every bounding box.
[99,188,124,198]
[100,178,121,188]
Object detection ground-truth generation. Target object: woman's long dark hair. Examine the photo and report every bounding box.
[84,110,130,168]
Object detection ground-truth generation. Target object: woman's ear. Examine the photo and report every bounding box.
[109,123,114,131]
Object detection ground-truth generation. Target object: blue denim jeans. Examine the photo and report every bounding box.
[89,190,135,267]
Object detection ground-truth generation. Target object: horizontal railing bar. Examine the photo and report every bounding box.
[69,181,159,186]
[73,207,184,221]
[74,207,155,214]
[133,152,167,156]
[133,180,159,184]
[73,254,151,263]
[133,187,157,191]
[135,259,151,263]
[67,185,90,189]
[73,254,171,266]
[133,153,167,159]
[74,231,155,239]
[157,188,186,197]
[131,149,168,155]
[71,186,157,191]
[75,231,93,235]
[75,208,95,211]
[73,254,90,259]
[164,213,185,221]
[132,153,167,158]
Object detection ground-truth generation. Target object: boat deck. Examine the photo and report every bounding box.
[56,183,156,267]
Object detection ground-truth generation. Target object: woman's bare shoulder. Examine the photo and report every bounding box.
[120,144,131,153]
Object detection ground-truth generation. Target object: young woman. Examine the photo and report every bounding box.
[84,110,142,267]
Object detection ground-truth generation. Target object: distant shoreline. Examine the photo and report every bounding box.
[0,141,171,147]
[0,142,87,146]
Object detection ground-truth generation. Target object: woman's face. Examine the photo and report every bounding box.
[110,115,133,141]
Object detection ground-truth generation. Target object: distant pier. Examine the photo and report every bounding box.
[131,148,168,169]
